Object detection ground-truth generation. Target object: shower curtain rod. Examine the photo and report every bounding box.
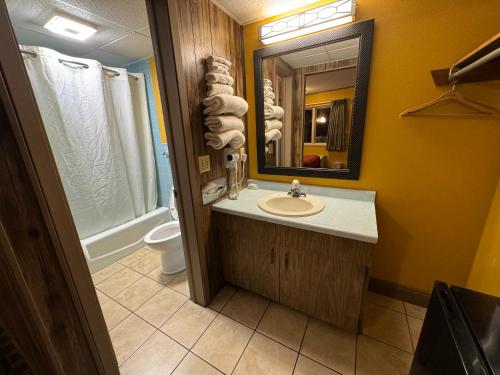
[20,50,139,80]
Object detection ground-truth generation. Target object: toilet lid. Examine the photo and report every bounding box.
[169,188,179,220]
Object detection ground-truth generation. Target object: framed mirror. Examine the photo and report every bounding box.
[254,19,374,180]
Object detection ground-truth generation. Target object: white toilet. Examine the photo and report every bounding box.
[144,189,186,275]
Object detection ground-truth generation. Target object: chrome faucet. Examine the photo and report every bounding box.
[288,179,306,198]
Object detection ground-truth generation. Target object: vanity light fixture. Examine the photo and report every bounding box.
[317,116,327,124]
[44,15,97,41]
[259,0,356,45]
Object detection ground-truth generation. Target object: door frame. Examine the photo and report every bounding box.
[0,0,210,372]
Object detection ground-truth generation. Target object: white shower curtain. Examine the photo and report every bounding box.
[21,46,157,239]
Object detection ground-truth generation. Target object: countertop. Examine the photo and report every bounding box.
[212,180,378,244]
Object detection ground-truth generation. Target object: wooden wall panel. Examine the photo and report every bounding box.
[170,0,246,298]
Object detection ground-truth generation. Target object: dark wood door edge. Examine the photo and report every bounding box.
[368,277,430,307]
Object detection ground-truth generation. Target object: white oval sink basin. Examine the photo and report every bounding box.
[258,193,325,217]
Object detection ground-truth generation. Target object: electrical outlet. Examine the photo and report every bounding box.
[198,155,211,173]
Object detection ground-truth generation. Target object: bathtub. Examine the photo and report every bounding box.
[82,207,170,273]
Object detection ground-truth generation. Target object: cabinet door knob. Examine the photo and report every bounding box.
[270,247,275,264]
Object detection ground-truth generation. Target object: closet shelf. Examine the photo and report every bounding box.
[431,33,500,86]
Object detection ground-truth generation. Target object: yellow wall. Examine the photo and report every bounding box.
[467,178,500,297]
[243,0,500,292]
[149,58,167,144]
[303,87,355,167]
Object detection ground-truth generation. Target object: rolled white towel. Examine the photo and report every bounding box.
[265,119,282,131]
[207,84,234,97]
[264,90,275,99]
[269,105,284,119]
[207,55,232,67]
[206,72,234,86]
[205,115,244,133]
[203,94,248,117]
[205,130,245,150]
[263,78,272,86]
[265,129,282,143]
[264,97,274,105]
[208,65,230,75]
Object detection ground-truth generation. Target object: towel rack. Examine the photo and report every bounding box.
[19,49,139,80]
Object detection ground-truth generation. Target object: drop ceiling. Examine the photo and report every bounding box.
[210,0,321,25]
[6,0,153,67]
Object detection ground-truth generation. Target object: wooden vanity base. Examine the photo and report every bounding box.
[214,212,373,332]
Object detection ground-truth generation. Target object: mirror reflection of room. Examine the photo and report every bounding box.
[263,37,359,170]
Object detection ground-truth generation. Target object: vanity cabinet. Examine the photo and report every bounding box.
[214,212,373,332]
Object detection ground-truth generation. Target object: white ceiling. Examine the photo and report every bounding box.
[305,66,357,94]
[210,0,321,25]
[6,0,153,67]
[280,37,359,69]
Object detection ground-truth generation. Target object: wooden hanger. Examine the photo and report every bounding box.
[400,84,500,118]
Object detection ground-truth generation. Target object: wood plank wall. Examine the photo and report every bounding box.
[170,0,246,297]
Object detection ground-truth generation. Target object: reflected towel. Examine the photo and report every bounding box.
[203,94,248,116]
[208,65,230,75]
[264,90,275,99]
[206,72,234,86]
[207,55,232,67]
[205,130,245,150]
[205,115,244,133]
[207,83,234,97]
[264,98,274,106]
[263,78,272,86]
[265,119,282,131]
[264,104,284,119]
[265,129,281,143]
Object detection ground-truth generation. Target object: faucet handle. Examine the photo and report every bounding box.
[291,179,300,188]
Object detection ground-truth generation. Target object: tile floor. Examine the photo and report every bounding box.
[93,246,426,375]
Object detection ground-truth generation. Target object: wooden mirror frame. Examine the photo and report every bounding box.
[254,19,374,180]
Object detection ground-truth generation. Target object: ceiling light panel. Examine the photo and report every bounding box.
[44,15,97,41]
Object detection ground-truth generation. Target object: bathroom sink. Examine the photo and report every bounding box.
[258,193,325,217]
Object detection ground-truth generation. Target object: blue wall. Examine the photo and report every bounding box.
[126,59,173,208]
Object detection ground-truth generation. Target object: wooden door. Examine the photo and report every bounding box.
[279,225,372,332]
[215,213,279,301]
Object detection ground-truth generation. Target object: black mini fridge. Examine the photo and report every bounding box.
[410,281,500,375]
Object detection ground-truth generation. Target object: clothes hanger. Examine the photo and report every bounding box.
[399,83,500,118]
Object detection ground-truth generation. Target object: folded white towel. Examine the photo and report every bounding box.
[205,115,244,133]
[269,105,284,119]
[264,103,273,119]
[264,97,274,105]
[205,130,245,150]
[207,55,232,67]
[263,78,272,86]
[207,84,234,97]
[203,94,248,116]
[208,60,230,70]
[265,119,282,131]
[208,65,230,75]
[206,72,234,86]
[265,129,282,143]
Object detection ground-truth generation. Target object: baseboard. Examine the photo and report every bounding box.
[368,277,430,307]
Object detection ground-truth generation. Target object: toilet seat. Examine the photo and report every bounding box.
[144,221,181,244]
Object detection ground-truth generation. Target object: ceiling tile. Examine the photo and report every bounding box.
[81,48,140,67]
[99,32,153,61]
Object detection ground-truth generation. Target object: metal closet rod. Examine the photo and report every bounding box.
[448,47,500,82]
[19,49,139,80]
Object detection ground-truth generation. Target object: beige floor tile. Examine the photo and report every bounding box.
[91,262,124,284]
[233,332,297,375]
[173,352,222,375]
[146,267,182,286]
[120,330,187,375]
[404,302,427,320]
[301,318,356,375]
[192,314,253,374]
[257,302,308,351]
[118,248,150,267]
[161,300,217,348]
[113,277,163,311]
[95,289,110,305]
[109,314,155,365]
[209,285,237,312]
[221,289,269,329]
[407,316,423,351]
[135,287,188,328]
[362,303,413,353]
[101,299,130,330]
[367,292,405,313]
[96,267,142,297]
[169,271,191,296]
[356,335,413,375]
[127,251,161,275]
[294,355,338,375]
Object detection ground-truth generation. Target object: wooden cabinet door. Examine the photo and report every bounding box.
[215,213,279,301]
[279,226,371,332]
